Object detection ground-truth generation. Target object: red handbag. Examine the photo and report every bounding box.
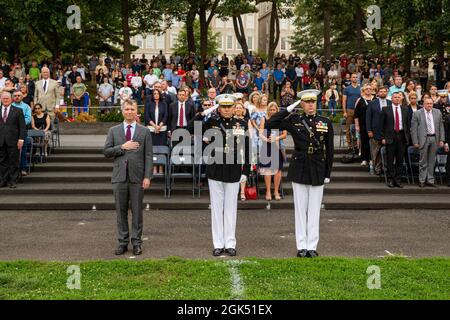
[244,185,258,200]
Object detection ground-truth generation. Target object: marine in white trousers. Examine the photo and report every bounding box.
[292,182,324,251]
[208,179,240,249]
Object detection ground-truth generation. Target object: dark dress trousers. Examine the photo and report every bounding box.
[0,105,26,185]
[379,104,410,184]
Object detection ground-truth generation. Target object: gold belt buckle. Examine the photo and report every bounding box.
[224,145,230,154]
[308,146,314,154]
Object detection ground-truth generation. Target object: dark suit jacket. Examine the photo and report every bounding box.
[0,105,26,147]
[407,104,423,124]
[162,91,176,106]
[366,98,392,140]
[168,100,195,132]
[144,97,168,126]
[379,104,410,145]
[445,114,450,145]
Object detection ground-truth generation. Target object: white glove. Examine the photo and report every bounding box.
[239,175,247,183]
[286,100,301,112]
[202,105,218,116]
[324,178,330,184]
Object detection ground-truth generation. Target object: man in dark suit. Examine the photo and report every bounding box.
[379,91,410,188]
[168,89,195,133]
[103,100,153,256]
[444,113,450,187]
[0,91,26,188]
[366,86,391,175]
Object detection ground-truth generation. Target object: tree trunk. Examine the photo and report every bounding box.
[233,16,249,56]
[121,0,131,64]
[323,1,331,60]
[198,4,209,87]
[186,5,197,54]
[198,0,220,87]
[354,5,364,53]
[434,0,445,72]
[267,0,280,67]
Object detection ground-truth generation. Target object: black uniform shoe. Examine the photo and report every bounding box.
[426,182,438,188]
[115,245,128,255]
[0,181,7,188]
[8,182,17,189]
[387,181,395,188]
[419,182,425,188]
[213,248,225,256]
[133,245,142,255]
[297,249,308,258]
[306,250,319,258]
[225,248,237,256]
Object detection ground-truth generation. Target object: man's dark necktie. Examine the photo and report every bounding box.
[2,107,8,123]
[394,106,400,132]
[126,125,132,141]
[43,80,47,92]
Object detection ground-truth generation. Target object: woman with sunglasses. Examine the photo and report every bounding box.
[31,103,52,156]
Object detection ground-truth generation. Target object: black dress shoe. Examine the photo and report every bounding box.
[426,182,437,188]
[387,181,395,188]
[394,181,403,188]
[306,250,319,258]
[419,182,425,188]
[0,182,6,188]
[225,248,237,256]
[8,183,17,189]
[213,248,225,256]
[115,245,128,255]
[297,249,308,258]
[133,245,142,255]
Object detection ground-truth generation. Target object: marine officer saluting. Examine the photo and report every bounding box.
[268,89,334,258]
[196,94,250,257]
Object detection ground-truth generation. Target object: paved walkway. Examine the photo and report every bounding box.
[1,209,449,261]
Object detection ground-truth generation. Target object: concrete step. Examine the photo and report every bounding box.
[32,161,369,173]
[22,171,380,183]
[54,147,350,155]
[1,193,449,211]
[4,182,450,196]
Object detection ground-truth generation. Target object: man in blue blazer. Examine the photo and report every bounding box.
[366,86,391,175]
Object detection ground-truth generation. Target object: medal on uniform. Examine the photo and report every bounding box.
[224,143,230,154]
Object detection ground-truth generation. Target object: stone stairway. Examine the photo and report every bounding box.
[1,146,449,211]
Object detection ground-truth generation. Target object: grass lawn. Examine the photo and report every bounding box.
[0,257,448,300]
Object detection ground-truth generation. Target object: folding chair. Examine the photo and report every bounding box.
[434,147,447,185]
[152,145,170,197]
[27,129,46,163]
[339,118,346,148]
[169,148,196,198]
[407,146,420,184]
[196,157,208,198]
[25,136,34,173]
[52,117,61,148]
[380,146,389,185]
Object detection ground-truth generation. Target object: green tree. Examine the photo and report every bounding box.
[173,20,220,57]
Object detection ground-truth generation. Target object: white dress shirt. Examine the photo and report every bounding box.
[42,79,48,93]
[2,105,10,120]
[392,104,403,130]
[425,109,435,135]
[123,121,136,139]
